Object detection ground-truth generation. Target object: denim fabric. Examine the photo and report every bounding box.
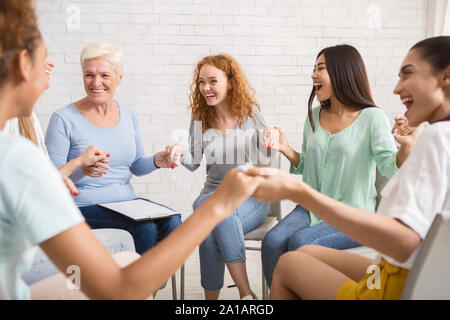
[79,202,181,255]
[261,205,360,286]
[193,192,270,291]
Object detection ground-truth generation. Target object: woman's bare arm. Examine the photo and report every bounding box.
[249,167,422,262]
[39,168,263,299]
[290,181,422,262]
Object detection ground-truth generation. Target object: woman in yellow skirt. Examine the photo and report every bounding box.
[243,36,450,300]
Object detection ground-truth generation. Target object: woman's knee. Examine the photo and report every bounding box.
[136,221,158,234]
[263,218,294,248]
[261,228,281,253]
[274,251,304,278]
[165,215,181,232]
[211,214,240,240]
[132,222,159,254]
[193,193,213,210]
[287,232,311,251]
[296,244,322,255]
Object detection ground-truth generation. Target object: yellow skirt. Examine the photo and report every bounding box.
[336,258,410,300]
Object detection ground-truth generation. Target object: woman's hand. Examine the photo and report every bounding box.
[154,144,184,169]
[58,145,110,178]
[262,126,288,153]
[206,166,265,220]
[82,159,110,178]
[61,175,78,197]
[244,165,302,203]
[79,145,110,178]
[392,117,424,148]
[79,145,110,167]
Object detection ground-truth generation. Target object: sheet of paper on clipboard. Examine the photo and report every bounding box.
[98,198,180,221]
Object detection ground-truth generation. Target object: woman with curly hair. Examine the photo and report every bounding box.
[166,54,271,300]
[0,1,264,300]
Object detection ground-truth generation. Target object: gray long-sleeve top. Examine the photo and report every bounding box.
[181,107,271,195]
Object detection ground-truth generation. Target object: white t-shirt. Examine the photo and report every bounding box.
[0,132,84,299]
[2,112,48,157]
[375,121,450,269]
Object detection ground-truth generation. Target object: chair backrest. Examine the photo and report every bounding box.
[375,168,389,210]
[268,201,281,221]
[257,149,282,221]
[402,213,450,299]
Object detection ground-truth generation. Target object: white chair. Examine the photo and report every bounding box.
[402,213,450,299]
[91,229,183,300]
[242,151,282,300]
[244,201,281,300]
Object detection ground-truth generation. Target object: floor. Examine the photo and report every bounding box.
[154,240,265,300]
[153,200,298,300]
[153,242,379,300]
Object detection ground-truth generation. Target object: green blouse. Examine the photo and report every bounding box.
[290,106,398,226]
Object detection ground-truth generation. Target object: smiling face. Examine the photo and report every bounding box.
[311,54,334,102]
[82,57,122,105]
[198,63,232,108]
[393,49,446,126]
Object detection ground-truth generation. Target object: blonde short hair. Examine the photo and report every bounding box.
[80,42,124,75]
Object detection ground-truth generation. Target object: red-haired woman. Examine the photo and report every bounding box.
[167,54,271,300]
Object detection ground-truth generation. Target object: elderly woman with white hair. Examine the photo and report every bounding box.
[45,42,181,257]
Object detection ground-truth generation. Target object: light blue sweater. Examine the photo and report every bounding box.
[45,102,157,207]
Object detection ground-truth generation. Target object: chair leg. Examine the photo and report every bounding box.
[262,271,268,300]
[171,274,177,300]
[181,264,185,300]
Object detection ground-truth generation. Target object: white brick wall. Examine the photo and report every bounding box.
[34,0,428,218]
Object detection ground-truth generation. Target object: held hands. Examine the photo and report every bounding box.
[243,166,300,203]
[262,126,288,153]
[210,164,302,221]
[207,166,265,220]
[80,145,110,178]
[392,117,424,148]
[154,144,184,169]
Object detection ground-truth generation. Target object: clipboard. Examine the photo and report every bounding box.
[98,198,181,221]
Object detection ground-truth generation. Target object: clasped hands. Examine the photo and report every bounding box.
[61,145,110,196]
[391,116,424,147]
[208,164,299,221]
[262,118,424,153]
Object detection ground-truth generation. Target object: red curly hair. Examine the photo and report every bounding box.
[189,54,260,132]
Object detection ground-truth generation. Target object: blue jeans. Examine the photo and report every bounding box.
[79,201,181,255]
[193,192,270,291]
[261,205,360,287]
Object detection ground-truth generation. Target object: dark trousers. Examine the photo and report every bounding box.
[79,204,181,254]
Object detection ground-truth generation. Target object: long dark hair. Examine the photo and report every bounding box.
[410,36,450,73]
[308,44,377,132]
